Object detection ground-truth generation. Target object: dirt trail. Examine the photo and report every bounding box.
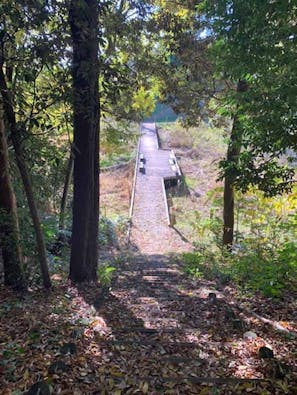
[130,123,190,254]
[84,253,296,394]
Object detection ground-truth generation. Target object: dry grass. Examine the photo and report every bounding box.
[158,122,227,243]
[100,163,134,218]
[160,128,195,149]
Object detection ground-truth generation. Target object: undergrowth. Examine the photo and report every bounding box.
[16,214,130,287]
[100,120,138,168]
[183,188,297,297]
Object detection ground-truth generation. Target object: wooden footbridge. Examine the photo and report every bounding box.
[129,123,190,254]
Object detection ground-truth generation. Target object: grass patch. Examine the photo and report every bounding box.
[157,121,226,156]
[100,151,135,168]
[100,165,133,218]
[184,176,198,189]
[182,240,297,297]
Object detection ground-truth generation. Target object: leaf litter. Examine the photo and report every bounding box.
[0,254,296,394]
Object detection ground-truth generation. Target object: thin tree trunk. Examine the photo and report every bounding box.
[59,151,73,230]
[223,80,248,248]
[223,115,241,247]
[69,0,99,282]
[0,68,51,289]
[0,97,25,290]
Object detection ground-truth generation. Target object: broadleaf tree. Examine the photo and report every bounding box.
[203,0,297,245]
[149,0,296,247]
[68,0,100,282]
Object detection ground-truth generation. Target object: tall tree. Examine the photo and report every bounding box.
[222,80,248,247]
[0,69,52,288]
[0,96,25,290]
[204,0,296,245]
[151,0,296,246]
[69,0,99,282]
[0,1,53,288]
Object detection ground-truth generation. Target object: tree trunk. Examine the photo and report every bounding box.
[69,0,99,282]
[223,116,241,247]
[0,97,25,290]
[0,68,51,289]
[59,150,74,230]
[223,80,248,248]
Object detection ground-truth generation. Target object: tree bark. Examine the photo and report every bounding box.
[59,150,74,230]
[0,97,25,290]
[223,80,248,248]
[0,67,51,289]
[69,0,99,282]
[223,115,241,247]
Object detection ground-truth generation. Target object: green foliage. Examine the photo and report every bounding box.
[132,86,156,119]
[182,252,204,278]
[100,152,134,168]
[202,0,297,193]
[185,188,297,297]
[26,134,70,210]
[191,210,223,249]
[100,119,138,168]
[99,216,118,247]
[100,1,159,121]
[97,264,116,288]
[99,215,130,248]
[183,241,297,298]
[113,215,130,237]
[184,176,198,190]
[147,2,217,126]
[231,248,295,298]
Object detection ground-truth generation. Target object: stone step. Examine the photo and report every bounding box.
[112,291,194,300]
[101,326,202,334]
[105,339,200,348]
[109,375,269,385]
[118,271,182,277]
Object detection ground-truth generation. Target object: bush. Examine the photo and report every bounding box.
[184,188,297,297]
[183,237,297,297]
[97,264,116,288]
[99,217,118,247]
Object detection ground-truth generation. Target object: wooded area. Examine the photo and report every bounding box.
[0,1,296,393]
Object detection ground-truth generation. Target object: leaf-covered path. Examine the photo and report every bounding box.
[2,253,296,394]
[88,254,297,394]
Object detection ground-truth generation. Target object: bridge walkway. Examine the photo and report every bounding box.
[130,123,190,254]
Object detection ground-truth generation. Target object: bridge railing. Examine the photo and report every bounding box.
[127,126,141,242]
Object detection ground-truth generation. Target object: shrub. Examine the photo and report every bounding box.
[97,264,116,288]
[184,188,297,297]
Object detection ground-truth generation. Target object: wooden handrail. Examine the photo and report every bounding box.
[129,127,141,219]
[162,178,171,226]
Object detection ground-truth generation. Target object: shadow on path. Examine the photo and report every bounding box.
[76,253,295,393]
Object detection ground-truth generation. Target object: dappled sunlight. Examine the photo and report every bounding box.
[1,251,296,393]
[73,253,297,392]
